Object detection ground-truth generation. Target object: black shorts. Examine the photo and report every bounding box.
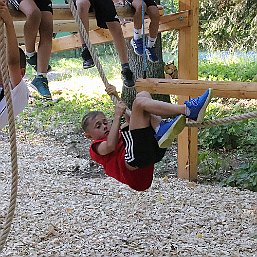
[121,126,166,168]
[73,0,119,29]
[8,0,53,13]
[126,0,157,8]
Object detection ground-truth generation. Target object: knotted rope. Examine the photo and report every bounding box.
[0,19,19,253]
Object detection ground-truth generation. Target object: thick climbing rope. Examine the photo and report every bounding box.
[0,19,19,253]
[141,0,147,79]
[186,110,257,128]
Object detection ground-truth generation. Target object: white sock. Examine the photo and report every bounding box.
[133,28,142,40]
[185,105,191,116]
[26,51,36,57]
[37,72,47,77]
[154,124,160,133]
[147,37,157,48]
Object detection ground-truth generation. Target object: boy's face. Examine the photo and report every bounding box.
[85,113,111,140]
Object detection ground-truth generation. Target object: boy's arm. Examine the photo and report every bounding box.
[0,1,21,88]
[95,102,126,156]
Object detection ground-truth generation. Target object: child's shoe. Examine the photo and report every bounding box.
[121,68,135,88]
[81,47,95,69]
[156,115,186,148]
[130,38,144,56]
[146,47,159,63]
[31,75,52,99]
[185,88,213,122]
[26,53,51,72]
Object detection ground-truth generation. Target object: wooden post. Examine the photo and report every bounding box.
[177,0,199,181]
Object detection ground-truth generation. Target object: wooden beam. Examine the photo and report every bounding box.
[177,0,199,181]
[135,78,257,99]
[14,19,98,36]
[50,11,189,52]
[10,4,163,21]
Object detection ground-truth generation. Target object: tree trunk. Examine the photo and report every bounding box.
[122,34,170,109]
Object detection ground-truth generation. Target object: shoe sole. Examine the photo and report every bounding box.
[196,88,213,122]
[130,39,143,56]
[145,49,159,63]
[30,84,52,100]
[83,64,95,69]
[158,115,186,149]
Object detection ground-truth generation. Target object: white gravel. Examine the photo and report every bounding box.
[1,136,257,257]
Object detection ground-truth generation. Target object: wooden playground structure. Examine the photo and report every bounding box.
[1,0,257,252]
[11,0,257,181]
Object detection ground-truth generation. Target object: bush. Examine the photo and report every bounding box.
[222,161,257,192]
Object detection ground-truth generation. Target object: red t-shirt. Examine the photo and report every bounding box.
[89,132,154,191]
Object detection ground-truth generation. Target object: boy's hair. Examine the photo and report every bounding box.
[81,111,105,132]
[19,47,26,69]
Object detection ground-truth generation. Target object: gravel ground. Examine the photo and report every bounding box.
[1,132,257,257]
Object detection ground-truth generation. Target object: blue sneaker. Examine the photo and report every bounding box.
[130,38,144,56]
[156,115,186,149]
[185,88,213,122]
[31,75,52,99]
[146,47,159,63]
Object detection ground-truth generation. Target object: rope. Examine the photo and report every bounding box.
[141,0,147,79]
[0,19,19,253]
[67,0,120,105]
[186,110,257,128]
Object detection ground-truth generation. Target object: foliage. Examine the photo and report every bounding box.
[198,52,257,82]
[199,0,257,51]
[160,0,257,51]
[199,101,257,151]
[221,161,257,192]
[198,150,231,181]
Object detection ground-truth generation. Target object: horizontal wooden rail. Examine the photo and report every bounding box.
[135,78,257,99]
[10,4,164,21]
[49,11,189,52]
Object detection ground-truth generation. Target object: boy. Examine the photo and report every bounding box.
[74,0,135,88]
[8,0,53,99]
[82,85,212,191]
[127,0,160,63]
[0,0,29,129]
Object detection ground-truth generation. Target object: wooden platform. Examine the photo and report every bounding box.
[51,11,189,52]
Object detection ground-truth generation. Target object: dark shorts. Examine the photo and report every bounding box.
[73,0,119,29]
[126,0,157,8]
[121,126,166,168]
[8,0,53,13]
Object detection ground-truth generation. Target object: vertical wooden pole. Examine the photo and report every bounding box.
[177,0,199,181]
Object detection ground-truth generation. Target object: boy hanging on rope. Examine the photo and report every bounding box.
[0,0,29,129]
[8,0,53,99]
[82,85,213,191]
[74,0,135,88]
[121,0,160,63]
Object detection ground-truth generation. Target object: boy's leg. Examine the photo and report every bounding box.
[75,0,94,69]
[37,11,53,73]
[18,0,41,53]
[129,0,144,56]
[30,1,53,99]
[106,21,135,88]
[145,1,159,63]
[79,32,95,69]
